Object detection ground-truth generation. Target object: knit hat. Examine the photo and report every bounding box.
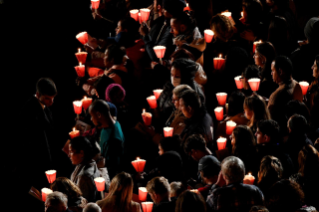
[304,17,319,44]
[106,102,118,117]
[198,155,220,176]
[105,83,126,103]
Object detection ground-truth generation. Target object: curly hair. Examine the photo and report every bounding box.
[51,177,82,200]
[210,14,234,42]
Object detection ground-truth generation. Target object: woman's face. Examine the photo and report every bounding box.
[179,98,193,118]
[158,144,164,156]
[171,66,181,87]
[68,144,84,165]
[253,50,265,68]
[172,93,180,109]
[244,106,253,120]
[115,21,123,35]
[312,60,318,78]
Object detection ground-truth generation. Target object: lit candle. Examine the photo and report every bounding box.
[241,11,243,17]
[45,170,56,184]
[94,177,105,191]
[204,29,214,43]
[217,137,227,150]
[163,127,174,137]
[221,12,232,19]
[131,157,146,173]
[153,45,166,64]
[130,9,139,21]
[226,121,237,135]
[214,106,224,121]
[153,89,163,100]
[141,202,153,212]
[299,81,309,96]
[213,54,225,70]
[142,109,152,126]
[183,3,190,11]
[234,76,243,89]
[76,32,88,45]
[138,187,148,201]
[74,63,85,77]
[253,40,262,53]
[140,8,151,22]
[42,188,53,202]
[216,92,227,106]
[146,95,157,109]
[73,101,83,115]
[78,48,81,53]
[248,78,261,92]
[91,0,100,11]
[69,127,80,139]
[243,173,255,185]
[82,96,93,111]
[75,50,88,65]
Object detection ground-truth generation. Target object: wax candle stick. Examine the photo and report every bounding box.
[141,109,152,126]
[217,137,227,150]
[130,9,139,21]
[42,188,53,202]
[204,29,214,43]
[140,8,151,22]
[226,121,236,135]
[299,81,309,96]
[82,96,93,111]
[69,127,80,139]
[153,89,163,100]
[183,3,190,11]
[248,78,261,92]
[214,107,224,121]
[138,13,142,24]
[76,32,88,45]
[138,187,148,201]
[73,101,83,115]
[234,76,243,89]
[146,95,157,109]
[131,157,146,173]
[74,63,85,77]
[243,173,255,185]
[213,54,225,70]
[216,92,227,106]
[141,202,153,212]
[253,40,262,53]
[163,127,174,137]
[45,170,56,184]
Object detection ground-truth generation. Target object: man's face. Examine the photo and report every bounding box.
[170,19,181,37]
[37,93,55,107]
[271,61,280,84]
[255,127,266,144]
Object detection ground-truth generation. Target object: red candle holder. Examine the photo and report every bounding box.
[234,76,243,89]
[140,8,151,22]
[76,32,88,45]
[163,127,174,137]
[74,63,85,77]
[216,92,227,106]
[130,9,139,21]
[141,202,153,212]
[82,96,93,111]
[88,67,103,77]
[41,188,53,202]
[253,40,262,53]
[138,13,142,24]
[91,0,100,10]
[243,173,255,185]
[248,78,261,92]
[138,187,148,201]
[299,81,309,95]
[131,158,146,173]
[214,106,224,121]
[217,137,227,150]
[153,46,166,59]
[146,95,157,109]
[69,127,80,139]
[73,101,83,115]
[75,49,88,64]
[45,170,56,184]
[226,121,236,135]
[213,54,225,70]
[142,109,152,126]
[94,177,105,191]
[204,29,214,43]
[153,89,163,100]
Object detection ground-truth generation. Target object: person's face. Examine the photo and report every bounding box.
[158,144,164,155]
[37,93,55,107]
[253,50,265,67]
[271,61,280,84]
[68,144,84,165]
[170,66,181,87]
[115,21,123,35]
[172,93,180,109]
[312,60,318,78]
[89,109,102,128]
[244,106,253,120]
[103,50,113,68]
[170,19,182,37]
[255,127,266,144]
[179,98,193,118]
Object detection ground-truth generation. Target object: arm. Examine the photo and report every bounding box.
[293,83,303,102]
[77,175,97,202]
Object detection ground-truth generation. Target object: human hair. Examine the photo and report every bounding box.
[268,16,287,54]
[298,144,319,179]
[175,190,206,212]
[256,42,276,82]
[171,48,195,62]
[232,125,257,158]
[36,77,57,96]
[69,136,95,163]
[172,12,195,30]
[179,90,202,115]
[172,58,198,84]
[288,114,308,134]
[266,179,304,212]
[184,134,207,154]
[100,172,133,212]
[160,135,181,153]
[243,65,260,80]
[170,182,186,197]
[105,83,126,103]
[244,95,270,129]
[285,100,310,121]
[273,55,293,79]
[106,44,126,65]
[210,14,234,42]
[227,91,246,116]
[83,203,102,212]
[51,177,82,200]
[221,156,245,183]
[200,156,221,178]
[172,84,193,98]
[89,99,110,118]
[46,191,68,208]
[257,156,283,190]
[271,0,290,11]
[249,206,269,212]
[119,17,139,38]
[257,120,280,145]
[242,0,263,25]
[146,176,170,196]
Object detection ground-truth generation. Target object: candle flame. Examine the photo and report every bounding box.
[219,54,222,58]
[248,173,252,176]
[78,48,81,53]
[84,96,87,100]
[136,157,140,160]
[143,108,145,113]
[73,127,75,132]
[79,62,82,66]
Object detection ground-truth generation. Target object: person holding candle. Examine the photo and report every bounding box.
[210,14,234,44]
[51,177,88,212]
[206,156,264,212]
[241,65,261,96]
[183,134,212,162]
[45,192,71,212]
[97,172,142,212]
[175,190,207,212]
[268,56,303,134]
[305,55,319,109]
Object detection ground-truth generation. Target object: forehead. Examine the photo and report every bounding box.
[170,18,179,26]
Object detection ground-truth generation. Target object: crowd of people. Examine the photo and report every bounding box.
[20,0,319,211]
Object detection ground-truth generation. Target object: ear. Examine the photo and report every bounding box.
[180,24,187,32]
[187,105,193,113]
[278,68,283,76]
[264,134,270,143]
[97,111,102,118]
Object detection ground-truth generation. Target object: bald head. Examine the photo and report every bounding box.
[83,203,101,212]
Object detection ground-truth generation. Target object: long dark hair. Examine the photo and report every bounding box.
[256,42,276,81]
[70,137,95,163]
[232,125,257,159]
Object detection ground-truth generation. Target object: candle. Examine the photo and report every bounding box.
[234,76,243,89]
[183,3,190,11]
[94,177,105,191]
[163,127,174,137]
[138,187,148,201]
[142,109,152,126]
[217,137,227,150]
[226,121,237,135]
[73,101,83,115]
[130,9,139,21]
[141,202,153,212]
[69,127,80,139]
[140,8,151,22]
[241,11,243,17]
[299,81,309,95]
[45,170,56,184]
[214,106,224,121]
[146,95,157,109]
[213,54,225,70]
[78,48,81,53]
[253,40,262,53]
[190,189,199,194]
[75,51,88,65]
[82,96,93,111]
[204,29,214,43]
[74,63,85,77]
[216,92,227,106]
[76,32,88,45]
[221,12,232,19]
[243,173,255,185]
[91,0,100,10]
[153,46,166,59]
[131,157,146,173]
[153,89,163,100]
[42,188,53,202]
[248,78,261,92]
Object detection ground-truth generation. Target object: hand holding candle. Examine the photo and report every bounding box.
[42,188,53,202]
[140,8,151,22]
[214,107,224,121]
[243,173,255,185]
[130,9,139,21]
[138,187,148,201]
[213,54,225,70]
[204,29,214,43]
[141,202,153,212]
[94,177,105,191]
[163,127,174,137]
[132,157,146,173]
[142,109,152,126]
[153,46,166,64]
[299,81,309,95]
[45,170,56,184]
[216,92,227,106]
[69,127,80,139]
[75,49,88,65]
[248,78,261,92]
[217,137,227,150]
[226,121,236,135]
